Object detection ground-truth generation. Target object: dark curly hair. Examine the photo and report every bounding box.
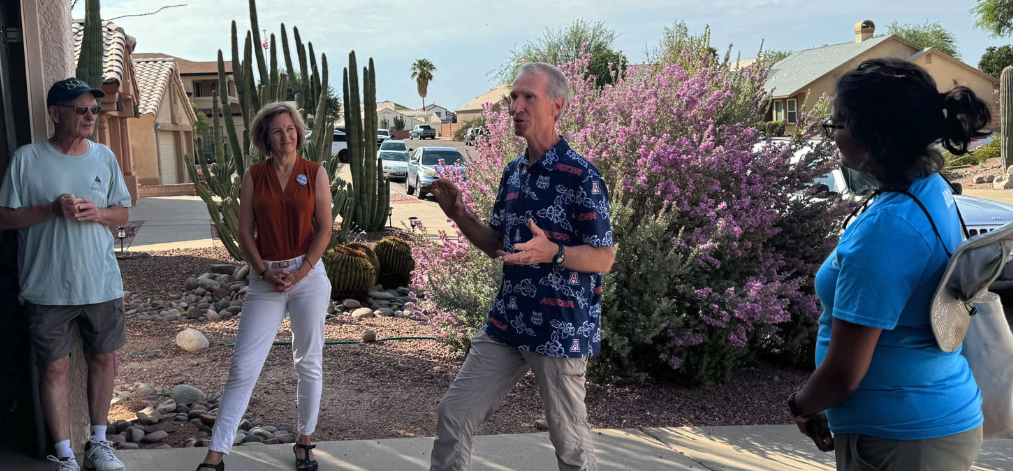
[833,58,991,189]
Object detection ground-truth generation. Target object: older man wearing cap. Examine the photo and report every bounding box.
[0,78,130,471]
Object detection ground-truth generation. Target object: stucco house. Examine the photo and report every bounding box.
[764,20,1000,133]
[129,56,197,187]
[456,83,510,124]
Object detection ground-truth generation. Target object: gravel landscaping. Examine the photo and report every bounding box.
[111,246,804,449]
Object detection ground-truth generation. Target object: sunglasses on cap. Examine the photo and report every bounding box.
[55,104,102,115]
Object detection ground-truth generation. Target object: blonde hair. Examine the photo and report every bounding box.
[249,101,307,156]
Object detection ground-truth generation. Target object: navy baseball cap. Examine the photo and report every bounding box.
[47,78,106,107]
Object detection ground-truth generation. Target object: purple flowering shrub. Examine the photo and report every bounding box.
[410,47,850,384]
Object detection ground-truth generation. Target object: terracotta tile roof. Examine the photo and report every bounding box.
[134,53,233,76]
[457,83,511,113]
[72,20,129,84]
[132,57,177,116]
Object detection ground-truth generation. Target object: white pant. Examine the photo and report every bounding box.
[209,255,331,453]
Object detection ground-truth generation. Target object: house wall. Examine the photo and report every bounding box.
[456,110,483,125]
[129,114,159,185]
[913,55,1000,131]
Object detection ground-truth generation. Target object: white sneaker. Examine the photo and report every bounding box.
[47,455,80,471]
[83,440,125,471]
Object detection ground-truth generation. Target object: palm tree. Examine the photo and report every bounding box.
[410,59,436,111]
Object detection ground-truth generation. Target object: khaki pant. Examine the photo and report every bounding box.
[430,330,597,471]
[834,426,982,471]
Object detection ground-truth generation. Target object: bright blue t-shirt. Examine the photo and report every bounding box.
[485,137,613,358]
[814,173,982,440]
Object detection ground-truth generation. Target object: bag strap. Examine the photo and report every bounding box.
[841,179,967,258]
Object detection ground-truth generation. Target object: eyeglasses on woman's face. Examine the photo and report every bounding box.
[821,118,844,139]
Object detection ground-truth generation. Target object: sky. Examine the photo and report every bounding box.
[78,0,1006,112]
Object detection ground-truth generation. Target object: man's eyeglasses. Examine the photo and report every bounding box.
[55,105,101,116]
[821,118,844,139]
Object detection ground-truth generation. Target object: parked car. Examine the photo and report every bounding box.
[379,151,410,181]
[409,124,436,140]
[377,129,391,145]
[774,137,1013,290]
[332,129,349,162]
[464,126,487,146]
[406,147,466,199]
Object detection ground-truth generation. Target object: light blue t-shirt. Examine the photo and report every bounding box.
[0,140,131,305]
[814,173,983,440]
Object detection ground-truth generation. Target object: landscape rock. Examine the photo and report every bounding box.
[362,330,377,343]
[186,307,201,320]
[176,329,209,352]
[351,308,375,319]
[136,407,161,426]
[143,431,169,443]
[239,419,253,431]
[995,175,1013,190]
[396,287,411,295]
[184,277,199,290]
[277,424,294,434]
[126,427,145,443]
[155,399,177,415]
[242,433,264,444]
[194,287,207,297]
[368,291,395,300]
[197,278,220,291]
[394,311,405,318]
[207,310,220,322]
[184,438,197,448]
[200,414,217,426]
[212,264,239,275]
[342,299,361,309]
[106,434,126,445]
[134,384,157,399]
[976,176,987,184]
[250,429,274,440]
[116,442,139,450]
[230,299,244,308]
[216,298,232,312]
[143,423,175,434]
[534,418,549,430]
[213,288,230,300]
[235,265,251,280]
[171,384,207,406]
[113,420,131,433]
[376,308,395,317]
[987,175,997,183]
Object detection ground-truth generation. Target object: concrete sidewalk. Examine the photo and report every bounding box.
[5,426,1011,470]
[126,196,217,252]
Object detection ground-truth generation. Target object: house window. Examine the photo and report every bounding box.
[773,100,784,122]
[786,99,798,124]
[201,132,216,157]
[194,82,203,97]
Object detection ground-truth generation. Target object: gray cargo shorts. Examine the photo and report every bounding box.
[25,298,127,364]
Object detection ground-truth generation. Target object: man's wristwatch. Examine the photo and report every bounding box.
[553,243,566,266]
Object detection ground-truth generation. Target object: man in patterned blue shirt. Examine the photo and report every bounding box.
[428,63,614,471]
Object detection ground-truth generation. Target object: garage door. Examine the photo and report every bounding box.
[158,131,178,184]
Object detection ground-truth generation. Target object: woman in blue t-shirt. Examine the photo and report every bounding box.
[787,58,992,470]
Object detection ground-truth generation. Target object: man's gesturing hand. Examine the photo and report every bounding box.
[429,179,466,220]
[497,219,557,265]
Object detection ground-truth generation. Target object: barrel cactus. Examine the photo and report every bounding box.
[323,245,377,299]
[373,236,415,288]
[346,242,379,284]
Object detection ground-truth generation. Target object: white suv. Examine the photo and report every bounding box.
[332,130,349,162]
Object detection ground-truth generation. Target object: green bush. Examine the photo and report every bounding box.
[756,120,786,137]
[453,117,486,142]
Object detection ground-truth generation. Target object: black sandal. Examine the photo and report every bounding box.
[196,463,224,471]
[293,443,319,471]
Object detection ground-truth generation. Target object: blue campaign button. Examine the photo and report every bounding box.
[296,174,308,185]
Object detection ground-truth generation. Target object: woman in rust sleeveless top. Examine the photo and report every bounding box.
[198,102,331,471]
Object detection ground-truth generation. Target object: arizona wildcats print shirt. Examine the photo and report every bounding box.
[486,137,613,358]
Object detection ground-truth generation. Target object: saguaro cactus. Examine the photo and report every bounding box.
[1002,66,1013,172]
[184,0,371,261]
[76,0,104,141]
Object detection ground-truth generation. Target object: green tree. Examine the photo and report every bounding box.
[496,19,618,84]
[980,45,1013,77]
[410,58,436,111]
[380,117,389,129]
[762,49,794,66]
[587,49,628,88]
[393,115,406,131]
[645,21,718,70]
[973,0,1013,38]
[886,20,960,58]
[192,103,210,138]
[285,72,340,119]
